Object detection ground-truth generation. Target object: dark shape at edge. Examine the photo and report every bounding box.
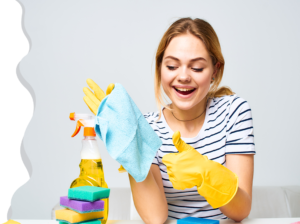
[6,0,35,220]
[15,61,35,114]
[6,205,12,220]
[19,137,32,178]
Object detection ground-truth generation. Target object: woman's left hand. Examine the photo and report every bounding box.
[162,131,239,208]
[161,131,204,190]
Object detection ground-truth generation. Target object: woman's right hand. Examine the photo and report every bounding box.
[83,79,127,172]
[83,79,114,115]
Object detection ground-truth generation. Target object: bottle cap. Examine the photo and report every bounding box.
[84,127,96,137]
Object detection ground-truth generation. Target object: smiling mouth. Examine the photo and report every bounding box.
[173,87,196,95]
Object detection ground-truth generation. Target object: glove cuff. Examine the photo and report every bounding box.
[197,172,239,208]
[118,165,127,173]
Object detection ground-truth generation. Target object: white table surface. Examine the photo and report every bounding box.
[14,218,300,224]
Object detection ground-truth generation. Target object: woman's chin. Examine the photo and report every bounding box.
[171,101,196,111]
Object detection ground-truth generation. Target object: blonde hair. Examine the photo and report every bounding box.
[154,17,234,120]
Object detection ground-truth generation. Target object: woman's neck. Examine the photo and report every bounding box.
[171,100,207,121]
[163,99,207,138]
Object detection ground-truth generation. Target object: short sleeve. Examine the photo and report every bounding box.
[143,112,160,165]
[225,97,255,155]
[152,151,159,165]
[143,112,154,125]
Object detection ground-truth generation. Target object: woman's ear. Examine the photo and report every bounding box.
[213,62,221,77]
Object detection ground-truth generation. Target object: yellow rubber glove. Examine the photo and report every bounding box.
[162,131,239,208]
[83,79,114,115]
[83,79,126,173]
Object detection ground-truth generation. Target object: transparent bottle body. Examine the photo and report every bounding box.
[70,137,109,224]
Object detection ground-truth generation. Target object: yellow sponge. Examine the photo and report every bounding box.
[3,220,20,224]
[55,208,103,223]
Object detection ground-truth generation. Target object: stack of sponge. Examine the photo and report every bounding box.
[55,186,110,224]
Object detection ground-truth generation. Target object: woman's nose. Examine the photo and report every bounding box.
[177,68,191,82]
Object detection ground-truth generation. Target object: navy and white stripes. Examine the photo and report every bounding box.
[143,94,255,220]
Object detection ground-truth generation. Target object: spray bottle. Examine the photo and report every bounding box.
[69,112,109,224]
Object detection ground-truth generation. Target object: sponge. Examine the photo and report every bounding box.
[3,220,20,224]
[60,196,104,213]
[59,220,101,224]
[55,208,103,224]
[177,217,219,224]
[68,186,110,202]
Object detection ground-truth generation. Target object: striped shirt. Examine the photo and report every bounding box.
[143,95,255,220]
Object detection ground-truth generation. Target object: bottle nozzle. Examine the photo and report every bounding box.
[70,112,96,137]
[70,112,75,121]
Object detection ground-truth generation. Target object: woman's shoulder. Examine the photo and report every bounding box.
[209,94,251,111]
[207,94,252,124]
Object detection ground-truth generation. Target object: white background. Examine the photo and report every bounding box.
[11,0,300,219]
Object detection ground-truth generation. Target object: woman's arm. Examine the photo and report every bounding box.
[129,164,168,224]
[219,154,254,222]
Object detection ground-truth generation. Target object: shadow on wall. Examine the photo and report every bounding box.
[0,0,35,222]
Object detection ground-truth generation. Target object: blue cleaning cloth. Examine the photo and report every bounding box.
[94,83,162,182]
[177,217,219,224]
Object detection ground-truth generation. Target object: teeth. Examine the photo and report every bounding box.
[175,87,194,91]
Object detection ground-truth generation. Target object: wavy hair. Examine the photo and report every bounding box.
[154,17,234,120]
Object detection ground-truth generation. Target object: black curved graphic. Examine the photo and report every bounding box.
[0,0,35,223]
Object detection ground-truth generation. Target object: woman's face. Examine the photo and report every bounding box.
[161,32,218,111]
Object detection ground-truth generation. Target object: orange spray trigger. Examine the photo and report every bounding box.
[71,119,84,137]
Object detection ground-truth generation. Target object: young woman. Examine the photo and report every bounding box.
[84,17,255,223]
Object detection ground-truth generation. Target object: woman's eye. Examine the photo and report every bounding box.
[166,66,203,72]
[192,68,204,72]
[167,66,176,70]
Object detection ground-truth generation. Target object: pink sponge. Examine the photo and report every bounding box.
[60,196,104,213]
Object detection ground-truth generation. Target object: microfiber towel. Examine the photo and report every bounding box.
[94,83,162,182]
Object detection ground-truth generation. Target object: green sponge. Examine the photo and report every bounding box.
[59,220,101,224]
[68,186,110,202]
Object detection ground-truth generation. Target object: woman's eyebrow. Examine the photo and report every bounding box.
[164,55,207,62]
